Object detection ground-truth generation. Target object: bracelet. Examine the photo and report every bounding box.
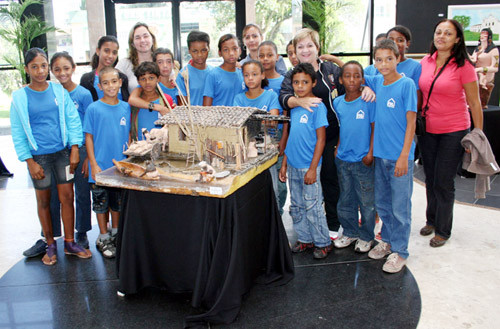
[483,67,488,73]
[148,102,155,112]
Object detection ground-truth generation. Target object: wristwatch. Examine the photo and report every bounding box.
[148,102,155,112]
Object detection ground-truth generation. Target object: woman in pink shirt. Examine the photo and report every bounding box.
[418,19,483,247]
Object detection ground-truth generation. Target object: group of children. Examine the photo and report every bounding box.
[11,22,418,273]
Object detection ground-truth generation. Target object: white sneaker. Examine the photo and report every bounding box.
[368,241,391,259]
[329,230,339,240]
[354,239,373,253]
[334,235,358,248]
[382,253,407,273]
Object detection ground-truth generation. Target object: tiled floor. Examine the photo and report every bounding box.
[1,130,500,328]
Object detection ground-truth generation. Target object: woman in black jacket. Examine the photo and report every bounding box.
[279,28,374,236]
[80,35,130,102]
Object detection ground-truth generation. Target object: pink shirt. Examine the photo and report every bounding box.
[419,52,477,134]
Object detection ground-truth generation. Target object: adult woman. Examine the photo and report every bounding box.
[470,28,499,109]
[418,19,483,247]
[116,22,157,93]
[279,28,374,236]
[240,24,287,75]
[10,48,91,265]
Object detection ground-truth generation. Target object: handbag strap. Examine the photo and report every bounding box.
[422,55,453,116]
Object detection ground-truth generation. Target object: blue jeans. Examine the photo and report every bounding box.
[288,165,330,247]
[335,158,375,242]
[374,157,414,259]
[74,146,92,233]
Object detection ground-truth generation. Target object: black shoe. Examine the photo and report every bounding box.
[23,239,48,258]
[313,243,334,259]
[0,172,13,177]
[75,232,89,249]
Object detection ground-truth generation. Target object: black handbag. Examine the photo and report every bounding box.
[416,56,452,136]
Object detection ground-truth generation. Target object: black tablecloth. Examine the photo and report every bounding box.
[116,170,294,326]
[483,106,500,165]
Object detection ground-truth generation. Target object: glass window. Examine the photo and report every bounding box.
[180,1,236,66]
[373,0,396,45]
[43,0,90,63]
[115,2,174,60]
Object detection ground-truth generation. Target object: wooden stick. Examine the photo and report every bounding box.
[207,149,225,160]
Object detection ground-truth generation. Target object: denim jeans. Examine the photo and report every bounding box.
[288,165,330,247]
[74,146,92,233]
[335,158,375,242]
[374,157,414,259]
[418,129,468,239]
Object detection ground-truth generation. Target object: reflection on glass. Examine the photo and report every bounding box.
[115,3,174,60]
[0,70,22,110]
[179,1,235,65]
[44,0,90,62]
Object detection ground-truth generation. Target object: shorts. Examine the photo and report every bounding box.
[90,184,123,214]
[30,148,72,190]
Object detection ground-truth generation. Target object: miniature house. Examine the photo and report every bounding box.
[155,106,266,164]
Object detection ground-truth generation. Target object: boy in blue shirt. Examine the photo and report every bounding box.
[333,61,376,253]
[84,67,131,258]
[176,31,214,106]
[279,63,332,259]
[365,39,416,273]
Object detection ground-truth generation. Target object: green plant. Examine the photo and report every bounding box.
[0,0,60,85]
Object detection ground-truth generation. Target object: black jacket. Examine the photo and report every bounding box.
[80,70,130,102]
[279,59,344,142]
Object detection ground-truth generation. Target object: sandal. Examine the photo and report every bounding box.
[430,235,447,248]
[64,241,92,259]
[42,243,57,266]
[420,225,434,236]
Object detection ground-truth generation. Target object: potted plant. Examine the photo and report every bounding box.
[0,0,60,85]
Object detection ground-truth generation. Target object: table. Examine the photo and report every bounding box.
[115,170,294,326]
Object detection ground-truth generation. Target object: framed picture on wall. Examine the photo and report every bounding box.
[448,4,500,46]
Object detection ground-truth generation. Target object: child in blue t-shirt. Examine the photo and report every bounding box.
[258,41,288,215]
[153,48,178,103]
[278,63,332,259]
[176,30,214,106]
[127,61,174,141]
[203,34,246,106]
[83,67,131,259]
[332,61,376,253]
[364,39,417,274]
[233,60,281,206]
[50,51,93,249]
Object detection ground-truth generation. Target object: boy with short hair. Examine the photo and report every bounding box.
[365,39,417,273]
[83,67,131,258]
[333,61,376,253]
[153,48,178,103]
[279,63,333,260]
[176,30,213,105]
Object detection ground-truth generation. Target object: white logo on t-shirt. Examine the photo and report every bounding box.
[387,98,396,108]
[120,117,126,126]
[401,72,406,77]
[300,114,308,124]
[242,82,246,90]
[54,98,58,106]
[356,110,365,119]
[73,100,79,110]
[262,105,268,111]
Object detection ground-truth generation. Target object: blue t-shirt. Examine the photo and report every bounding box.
[176,64,214,106]
[69,85,93,143]
[26,84,64,155]
[265,76,285,98]
[203,66,245,106]
[137,98,161,140]
[233,89,281,112]
[364,58,422,90]
[93,74,123,100]
[159,82,178,105]
[83,100,130,183]
[366,75,417,161]
[334,95,375,162]
[285,103,329,169]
